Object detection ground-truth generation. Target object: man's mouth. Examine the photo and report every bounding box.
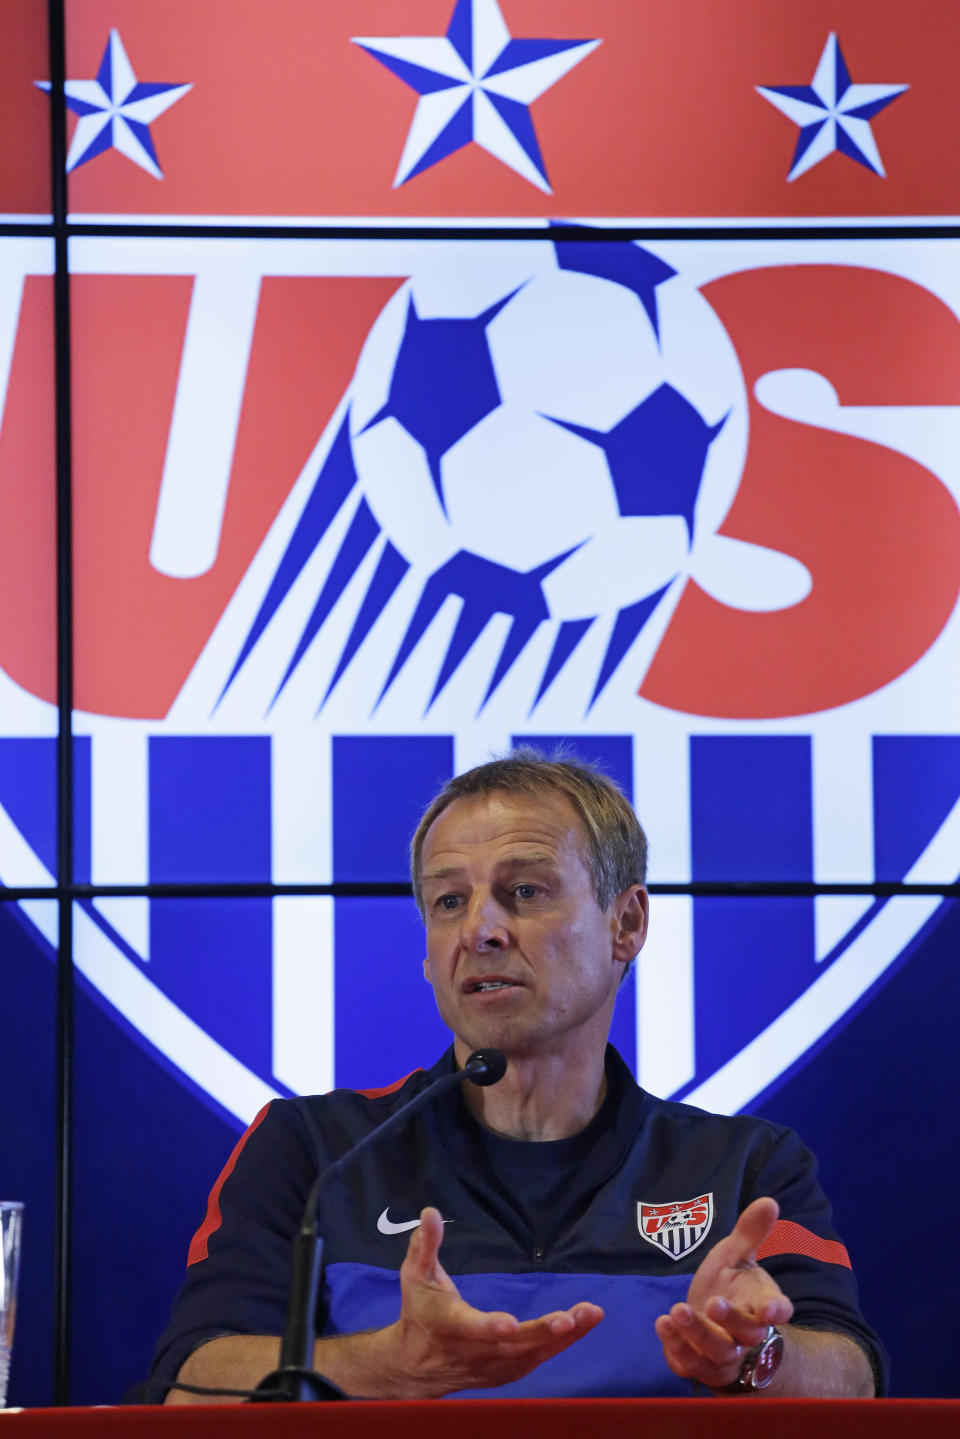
[464,976,520,993]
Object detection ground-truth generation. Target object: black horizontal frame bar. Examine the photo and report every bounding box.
[0,222,55,236]
[3,221,960,243]
[1,880,957,900]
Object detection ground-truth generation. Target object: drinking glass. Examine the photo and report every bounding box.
[0,1202,23,1409]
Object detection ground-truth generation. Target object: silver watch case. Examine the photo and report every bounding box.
[732,1325,785,1391]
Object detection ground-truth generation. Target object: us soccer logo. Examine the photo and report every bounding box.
[1,227,959,1123]
[0,228,958,1126]
[638,1196,714,1261]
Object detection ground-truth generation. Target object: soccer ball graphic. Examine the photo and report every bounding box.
[349,243,748,624]
[219,239,789,717]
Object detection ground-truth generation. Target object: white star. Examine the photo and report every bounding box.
[757,32,907,181]
[37,29,191,178]
[352,0,599,192]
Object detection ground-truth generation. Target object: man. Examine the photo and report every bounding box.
[154,752,883,1401]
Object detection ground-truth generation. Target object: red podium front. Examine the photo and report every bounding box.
[3,1400,959,1438]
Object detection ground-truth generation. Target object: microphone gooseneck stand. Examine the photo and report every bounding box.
[252,1047,508,1402]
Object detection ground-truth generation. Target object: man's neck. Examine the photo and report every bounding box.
[455,1041,608,1141]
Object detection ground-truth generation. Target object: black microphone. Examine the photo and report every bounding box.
[253,1048,507,1402]
[463,1047,507,1086]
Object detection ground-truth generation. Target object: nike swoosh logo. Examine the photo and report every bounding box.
[377,1208,421,1235]
[376,1207,453,1236]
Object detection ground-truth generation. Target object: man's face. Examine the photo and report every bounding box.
[420,789,647,1062]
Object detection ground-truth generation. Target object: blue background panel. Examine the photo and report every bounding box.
[873,736,960,881]
[148,898,274,1085]
[0,905,56,1409]
[753,897,960,1397]
[691,736,813,882]
[69,923,243,1405]
[334,897,449,1090]
[0,738,90,884]
[333,735,454,883]
[149,737,271,884]
[688,895,815,1085]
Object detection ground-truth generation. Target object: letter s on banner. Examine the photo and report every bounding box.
[643,265,960,719]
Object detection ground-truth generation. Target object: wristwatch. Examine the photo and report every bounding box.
[728,1325,784,1391]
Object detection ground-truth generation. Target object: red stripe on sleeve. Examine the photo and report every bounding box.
[354,1069,422,1099]
[756,1219,851,1269]
[186,1104,271,1266]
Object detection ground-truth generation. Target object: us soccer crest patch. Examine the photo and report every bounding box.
[638,1194,714,1261]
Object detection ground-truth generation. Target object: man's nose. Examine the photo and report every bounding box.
[459,892,509,951]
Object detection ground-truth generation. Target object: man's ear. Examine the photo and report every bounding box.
[423,956,432,984]
[612,886,648,963]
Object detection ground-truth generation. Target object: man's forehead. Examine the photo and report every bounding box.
[421,788,590,868]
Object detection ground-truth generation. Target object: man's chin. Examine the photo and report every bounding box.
[452,1019,543,1065]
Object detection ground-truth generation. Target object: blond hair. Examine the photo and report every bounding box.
[410,747,647,918]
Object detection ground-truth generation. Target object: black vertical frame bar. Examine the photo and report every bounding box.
[47,0,73,1407]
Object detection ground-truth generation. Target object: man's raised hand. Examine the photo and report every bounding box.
[387,1207,603,1396]
[654,1197,794,1391]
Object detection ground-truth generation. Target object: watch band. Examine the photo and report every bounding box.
[728,1325,784,1391]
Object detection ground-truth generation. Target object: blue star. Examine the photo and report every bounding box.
[352,0,599,191]
[757,33,907,181]
[36,29,191,177]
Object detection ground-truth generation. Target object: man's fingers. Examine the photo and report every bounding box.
[666,1304,743,1370]
[395,1288,603,1393]
[703,1297,774,1347]
[483,1304,603,1351]
[402,1208,446,1283]
[498,1304,604,1355]
[706,1293,793,1333]
[537,1303,604,1337]
[655,1313,711,1374]
[726,1196,779,1263]
[418,1206,445,1248]
[655,1313,740,1382]
[400,1227,603,1388]
[470,1308,520,1340]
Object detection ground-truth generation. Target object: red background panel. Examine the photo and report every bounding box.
[61,0,960,219]
[0,0,50,215]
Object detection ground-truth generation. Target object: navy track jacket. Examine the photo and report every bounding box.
[151,1046,886,1398]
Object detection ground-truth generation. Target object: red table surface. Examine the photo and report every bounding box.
[2,1400,959,1437]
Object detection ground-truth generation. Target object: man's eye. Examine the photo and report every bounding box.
[514,884,538,900]
[437,894,461,911]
